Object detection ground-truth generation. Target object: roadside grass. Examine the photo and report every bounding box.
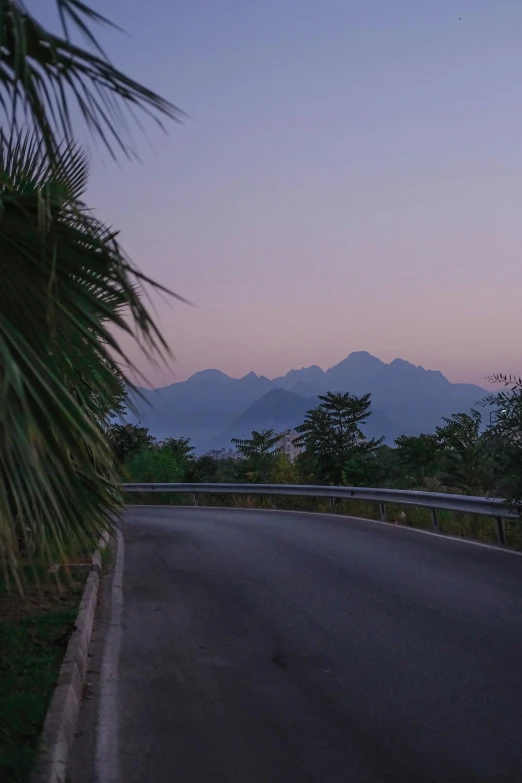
[101,544,113,571]
[124,492,522,550]
[0,569,86,783]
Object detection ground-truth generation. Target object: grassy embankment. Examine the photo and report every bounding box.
[0,562,89,783]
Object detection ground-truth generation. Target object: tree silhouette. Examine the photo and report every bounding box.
[296,392,383,484]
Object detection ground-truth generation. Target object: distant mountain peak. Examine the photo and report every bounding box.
[124,350,487,452]
[326,351,385,384]
[185,369,232,385]
[345,351,384,364]
[290,364,323,373]
[285,363,324,378]
[389,357,424,370]
[271,364,326,391]
[388,357,447,382]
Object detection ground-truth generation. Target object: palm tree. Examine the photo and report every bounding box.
[0,132,176,581]
[394,434,440,486]
[232,430,282,483]
[232,430,283,458]
[0,1,183,581]
[436,410,484,492]
[296,392,383,485]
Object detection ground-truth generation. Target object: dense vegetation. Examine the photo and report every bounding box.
[113,378,522,503]
[112,379,522,548]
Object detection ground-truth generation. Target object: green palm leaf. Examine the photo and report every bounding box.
[232,430,283,457]
[0,3,185,584]
[0,132,176,580]
[0,0,185,162]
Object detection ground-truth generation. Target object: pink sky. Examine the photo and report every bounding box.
[84,0,521,391]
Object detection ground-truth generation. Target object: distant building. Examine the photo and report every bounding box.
[203,448,242,461]
[279,430,302,462]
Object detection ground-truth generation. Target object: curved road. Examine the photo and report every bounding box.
[109,507,522,781]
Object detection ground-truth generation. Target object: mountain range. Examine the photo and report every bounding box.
[125,351,487,454]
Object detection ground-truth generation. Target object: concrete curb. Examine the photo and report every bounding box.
[95,529,124,783]
[30,530,111,783]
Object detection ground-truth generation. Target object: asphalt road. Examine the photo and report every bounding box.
[94,507,522,782]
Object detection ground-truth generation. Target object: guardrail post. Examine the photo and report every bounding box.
[495,517,505,546]
[379,501,386,522]
[330,497,336,513]
[192,492,199,507]
[271,495,276,509]
[431,508,439,533]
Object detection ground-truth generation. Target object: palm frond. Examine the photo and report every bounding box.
[0,0,185,163]
[1,129,90,203]
[232,429,282,457]
[0,133,178,579]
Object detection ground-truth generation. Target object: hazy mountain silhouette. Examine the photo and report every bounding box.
[322,352,485,435]
[272,365,325,390]
[124,351,486,452]
[125,370,273,445]
[201,388,403,453]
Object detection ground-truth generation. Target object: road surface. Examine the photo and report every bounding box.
[71,506,522,782]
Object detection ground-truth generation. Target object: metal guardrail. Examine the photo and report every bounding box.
[121,483,519,546]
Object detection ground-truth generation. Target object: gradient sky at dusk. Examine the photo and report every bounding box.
[79,0,522,388]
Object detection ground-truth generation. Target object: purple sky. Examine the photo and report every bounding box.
[81,0,522,388]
